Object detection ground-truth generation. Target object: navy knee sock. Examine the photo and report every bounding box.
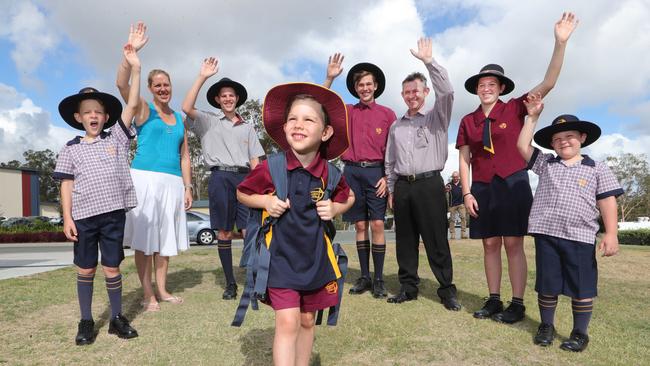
[489,293,501,302]
[538,294,558,325]
[105,274,123,318]
[572,299,593,335]
[217,240,235,284]
[356,240,371,278]
[77,273,95,320]
[371,243,385,280]
[511,296,524,307]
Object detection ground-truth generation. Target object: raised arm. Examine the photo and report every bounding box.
[517,93,544,162]
[116,22,149,120]
[121,44,141,129]
[182,57,219,121]
[529,12,578,98]
[323,53,344,89]
[411,37,454,126]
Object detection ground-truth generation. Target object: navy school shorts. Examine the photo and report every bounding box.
[534,234,598,298]
[469,169,533,239]
[73,209,126,269]
[342,165,387,223]
[208,170,249,232]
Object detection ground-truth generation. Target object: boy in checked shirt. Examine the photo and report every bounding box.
[53,44,142,345]
[517,93,623,352]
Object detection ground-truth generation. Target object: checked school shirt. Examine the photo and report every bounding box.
[53,120,137,220]
[527,148,624,244]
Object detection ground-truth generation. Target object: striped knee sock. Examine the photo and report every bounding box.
[217,240,235,284]
[105,274,123,318]
[572,299,593,335]
[489,293,501,302]
[371,243,386,280]
[538,294,558,325]
[511,297,525,307]
[356,240,371,278]
[77,273,95,320]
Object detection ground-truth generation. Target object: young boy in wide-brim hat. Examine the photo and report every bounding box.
[323,55,397,298]
[52,43,142,345]
[182,59,265,300]
[237,82,354,365]
[517,93,623,352]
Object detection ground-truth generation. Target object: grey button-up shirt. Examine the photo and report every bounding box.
[528,148,624,244]
[385,61,454,193]
[186,109,265,168]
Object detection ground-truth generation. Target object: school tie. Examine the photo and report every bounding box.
[482,117,495,154]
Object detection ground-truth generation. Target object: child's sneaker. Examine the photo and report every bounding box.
[75,319,96,346]
[108,314,138,339]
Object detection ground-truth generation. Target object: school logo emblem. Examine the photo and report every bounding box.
[310,187,325,202]
[557,118,567,124]
[325,281,338,294]
[499,122,507,129]
[105,146,116,156]
[375,127,382,135]
[578,178,587,187]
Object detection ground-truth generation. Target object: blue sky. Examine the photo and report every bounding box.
[1,0,648,178]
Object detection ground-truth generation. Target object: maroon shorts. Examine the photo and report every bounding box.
[266,281,339,312]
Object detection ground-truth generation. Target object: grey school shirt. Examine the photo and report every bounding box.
[186,109,265,168]
[385,61,454,193]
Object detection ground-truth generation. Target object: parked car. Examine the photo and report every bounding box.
[186,211,215,245]
[0,217,33,228]
[49,217,64,226]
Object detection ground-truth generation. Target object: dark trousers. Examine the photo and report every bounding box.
[394,173,456,299]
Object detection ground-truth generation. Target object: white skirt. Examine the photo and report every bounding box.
[124,168,189,256]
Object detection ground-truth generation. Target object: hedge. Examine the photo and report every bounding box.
[0,231,68,243]
[618,229,650,246]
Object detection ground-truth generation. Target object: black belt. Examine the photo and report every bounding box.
[211,166,250,174]
[397,170,440,182]
[343,160,383,168]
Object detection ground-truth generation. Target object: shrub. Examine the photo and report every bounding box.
[618,229,650,246]
[0,231,67,243]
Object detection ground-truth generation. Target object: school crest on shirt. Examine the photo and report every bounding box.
[499,122,507,129]
[310,187,325,202]
[325,281,338,294]
[578,178,587,187]
[375,127,383,135]
[105,146,116,157]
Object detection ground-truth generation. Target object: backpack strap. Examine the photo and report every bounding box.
[315,162,348,326]
[232,153,288,327]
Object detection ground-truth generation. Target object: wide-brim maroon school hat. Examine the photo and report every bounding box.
[262,82,349,160]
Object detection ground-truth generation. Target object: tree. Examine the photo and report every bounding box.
[22,149,59,203]
[239,99,279,155]
[0,160,22,168]
[605,153,650,221]
[186,130,209,200]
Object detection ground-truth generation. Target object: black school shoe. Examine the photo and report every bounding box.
[441,296,462,311]
[492,302,525,324]
[533,323,556,346]
[473,298,504,319]
[371,279,387,298]
[223,283,238,300]
[560,331,589,352]
[387,291,417,304]
[108,314,138,339]
[349,277,372,295]
[75,319,96,346]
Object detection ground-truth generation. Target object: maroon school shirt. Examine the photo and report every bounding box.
[340,102,396,162]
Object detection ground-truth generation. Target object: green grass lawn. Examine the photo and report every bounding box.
[1,238,649,365]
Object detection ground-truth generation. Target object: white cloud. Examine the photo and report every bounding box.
[0,84,76,162]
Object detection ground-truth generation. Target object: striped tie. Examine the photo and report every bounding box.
[482,117,495,154]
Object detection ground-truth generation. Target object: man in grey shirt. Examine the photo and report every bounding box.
[182,57,265,300]
[384,38,460,310]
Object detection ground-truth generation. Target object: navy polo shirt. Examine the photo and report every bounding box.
[238,150,351,290]
[449,182,463,206]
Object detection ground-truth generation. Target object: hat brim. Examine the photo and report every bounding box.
[206,79,248,109]
[533,121,601,150]
[58,92,122,131]
[263,82,349,160]
[346,62,386,99]
[464,72,515,95]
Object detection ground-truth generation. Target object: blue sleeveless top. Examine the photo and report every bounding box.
[131,103,184,176]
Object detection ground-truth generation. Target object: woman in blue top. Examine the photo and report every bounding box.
[116,22,192,311]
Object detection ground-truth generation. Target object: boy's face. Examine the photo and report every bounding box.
[355,74,377,104]
[148,73,172,104]
[476,76,505,105]
[283,99,333,156]
[74,99,108,138]
[401,79,429,114]
[550,130,587,160]
[217,87,239,113]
